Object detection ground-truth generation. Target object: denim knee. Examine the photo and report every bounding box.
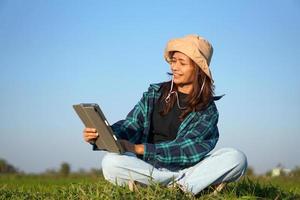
[224,148,248,177]
[101,153,125,182]
[231,148,247,170]
[102,153,122,173]
[212,148,248,183]
[223,148,247,166]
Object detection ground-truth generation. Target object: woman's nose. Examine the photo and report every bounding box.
[171,61,179,71]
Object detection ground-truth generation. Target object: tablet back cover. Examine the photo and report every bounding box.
[73,104,124,154]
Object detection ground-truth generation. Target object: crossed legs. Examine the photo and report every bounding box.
[101,148,247,195]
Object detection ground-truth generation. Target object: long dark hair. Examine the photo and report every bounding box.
[159,60,215,121]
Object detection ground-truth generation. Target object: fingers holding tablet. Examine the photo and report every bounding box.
[83,127,99,142]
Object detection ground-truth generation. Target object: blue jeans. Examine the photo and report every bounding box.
[101,148,247,195]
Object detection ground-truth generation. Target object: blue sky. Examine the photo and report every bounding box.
[0,0,299,174]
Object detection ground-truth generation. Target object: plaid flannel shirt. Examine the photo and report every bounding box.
[111,82,220,170]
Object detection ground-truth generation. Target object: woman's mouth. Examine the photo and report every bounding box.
[173,73,182,77]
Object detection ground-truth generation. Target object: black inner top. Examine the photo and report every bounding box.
[149,91,189,144]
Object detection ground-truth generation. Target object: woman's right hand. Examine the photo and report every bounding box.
[83,128,99,143]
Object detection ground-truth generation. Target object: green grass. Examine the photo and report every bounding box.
[0,174,299,200]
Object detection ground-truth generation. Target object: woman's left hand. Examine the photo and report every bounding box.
[119,140,144,155]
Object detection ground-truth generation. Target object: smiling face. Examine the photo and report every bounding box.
[169,51,196,93]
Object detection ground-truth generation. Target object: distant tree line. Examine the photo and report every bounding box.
[264,166,300,177]
[245,164,300,177]
[3,157,298,178]
[0,159,18,174]
[240,165,300,178]
[42,162,103,178]
[0,158,103,177]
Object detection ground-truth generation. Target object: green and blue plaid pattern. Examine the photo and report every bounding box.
[111,83,220,170]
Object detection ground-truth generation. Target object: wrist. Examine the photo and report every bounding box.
[134,144,144,155]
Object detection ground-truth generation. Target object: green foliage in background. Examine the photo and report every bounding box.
[0,159,18,174]
[59,163,71,177]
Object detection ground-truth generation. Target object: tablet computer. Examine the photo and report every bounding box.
[73,103,124,154]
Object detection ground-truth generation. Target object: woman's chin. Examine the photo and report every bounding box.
[173,79,182,85]
[173,78,182,84]
[173,78,187,85]
[173,79,193,88]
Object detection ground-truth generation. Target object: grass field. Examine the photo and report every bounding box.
[0,174,299,199]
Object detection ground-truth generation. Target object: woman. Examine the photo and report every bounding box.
[83,34,247,195]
